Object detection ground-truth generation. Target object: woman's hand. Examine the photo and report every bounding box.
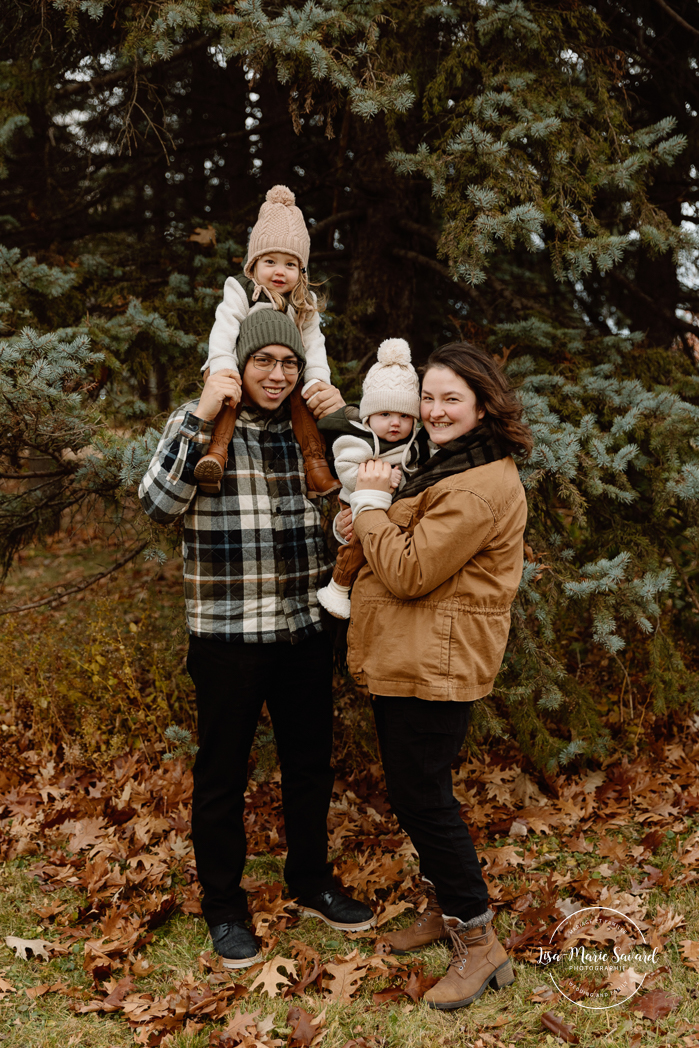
[194,369,242,421]
[335,506,353,543]
[304,381,345,419]
[356,460,394,492]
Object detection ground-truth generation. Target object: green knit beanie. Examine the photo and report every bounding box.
[236,309,306,373]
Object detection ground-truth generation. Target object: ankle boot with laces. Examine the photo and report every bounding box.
[424,915,515,1010]
[376,898,448,954]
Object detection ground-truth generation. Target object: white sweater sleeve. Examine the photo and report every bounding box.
[349,488,393,519]
[204,277,249,376]
[332,434,375,496]
[300,298,331,389]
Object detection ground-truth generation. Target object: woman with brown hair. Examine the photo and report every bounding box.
[343,342,533,1011]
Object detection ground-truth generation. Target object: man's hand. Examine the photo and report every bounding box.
[356,459,394,492]
[390,466,402,491]
[335,506,353,543]
[194,369,242,422]
[304,381,345,420]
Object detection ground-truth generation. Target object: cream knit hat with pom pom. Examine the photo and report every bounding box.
[359,339,421,421]
[244,185,311,276]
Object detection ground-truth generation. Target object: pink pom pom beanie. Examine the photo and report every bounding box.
[359,339,421,421]
[244,185,311,276]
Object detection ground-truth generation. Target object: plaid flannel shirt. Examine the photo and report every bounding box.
[138,400,331,643]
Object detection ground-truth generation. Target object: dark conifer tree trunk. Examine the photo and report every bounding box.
[341,116,419,359]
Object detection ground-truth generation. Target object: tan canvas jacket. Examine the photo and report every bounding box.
[347,456,527,702]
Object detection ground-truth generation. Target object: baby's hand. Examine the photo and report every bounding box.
[335,506,353,543]
[389,466,402,490]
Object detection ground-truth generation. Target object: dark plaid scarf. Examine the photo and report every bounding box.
[394,425,507,504]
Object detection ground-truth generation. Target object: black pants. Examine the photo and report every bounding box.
[372,695,489,922]
[187,631,335,926]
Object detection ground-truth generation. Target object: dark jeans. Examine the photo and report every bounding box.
[372,695,489,922]
[187,630,335,926]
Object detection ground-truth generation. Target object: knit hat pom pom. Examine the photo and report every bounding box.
[377,338,412,366]
[266,185,296,207]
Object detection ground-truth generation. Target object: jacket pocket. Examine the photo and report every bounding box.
[350,596,451,687]
[439,612,453,679]
[389,503,413,529]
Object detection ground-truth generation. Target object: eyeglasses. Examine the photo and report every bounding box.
[250,354,300,376]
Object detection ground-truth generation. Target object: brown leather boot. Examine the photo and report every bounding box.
[289,387,341,498]
[424,918,515,1011]
[376,900,447,954]
[193,401,239,494]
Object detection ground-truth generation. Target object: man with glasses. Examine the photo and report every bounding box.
[139,310,375,968]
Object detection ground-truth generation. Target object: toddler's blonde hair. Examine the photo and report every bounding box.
[251,260,326,332]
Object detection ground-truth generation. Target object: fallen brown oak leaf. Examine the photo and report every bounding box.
[249,956,298,998]
[65,816,109,852]
[140,892,179,931]
[479,845,527,875]
[284,941,324,997]
[629,866,663,893]
[528,984,559,1004]
[74,974,136,1014]
[403,966,439,1002]
[4,935,63,961]
[653,905,685,935]
[24,979,75,999]
[287,1005,326,1047]
[370,960,437,1005]
[371,986,406,1006]
[22,983,52,1000]
[32,900,66,920]
[374,900,413,928]
[503,922,544,954]
[337,851,410,899]
[322,950,369,1004]
[472,1035,511,1048]
[606,966,646,997]
[209,1006,261,1046]
[566,832,594,854]
[680,940,699,972]
[481,1013,512,1029]
[633,988,681,1021]
[541,1011,580,1043]
[597,835,630,863]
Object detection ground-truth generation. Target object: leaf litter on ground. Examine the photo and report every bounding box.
[0,708,698,1044]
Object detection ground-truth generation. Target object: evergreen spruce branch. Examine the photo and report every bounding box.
[391,247,484,308]
[0,115,31,180]
[53,36,212,97]
[667,547,699,616]
[217,2,414,118]
[384,8,689,289]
